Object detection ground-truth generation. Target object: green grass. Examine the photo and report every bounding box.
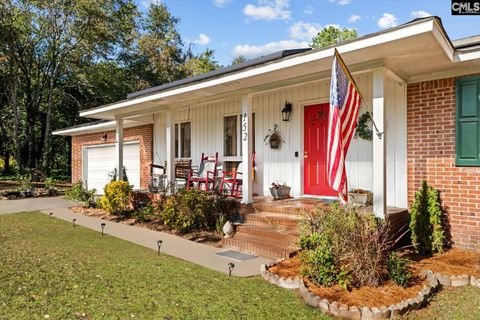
[0,212,478,320]
[0,212,326,319]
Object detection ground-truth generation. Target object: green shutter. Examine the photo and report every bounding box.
[456,77,480,166]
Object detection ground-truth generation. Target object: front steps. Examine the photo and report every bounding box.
[222,198,325,259]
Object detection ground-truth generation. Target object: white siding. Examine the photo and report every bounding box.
[152,72,406,206]
[385,76,408,208]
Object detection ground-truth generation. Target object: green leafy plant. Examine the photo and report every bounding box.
[215,213,226,235]
[387,252,412,288]
[100,181,132,215]
[299,204,392,288]
[65,181,97,208]
[134,204,155,222]
[44,177,56,189]
[410,181,445,255]
[160,189,239,234]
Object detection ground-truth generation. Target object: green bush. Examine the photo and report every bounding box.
[64,181,96,208]
[387,252,412,288]
[160,189,239,234]
[134,204,155,222]
[100,181,132,215]
[299,204,391,288]
[410,181,445,255]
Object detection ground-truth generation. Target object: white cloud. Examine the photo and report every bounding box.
[411,10,431,18]
[141,0,161,9]
[233,39,309,59]
[329,0,351,5]
[213,0,233,8]
[304,5,314,15]
[192,34,211,46]
[289,21,322,40]
[348,14,361,23]
[243,0,291,21]
[377,13,398,28]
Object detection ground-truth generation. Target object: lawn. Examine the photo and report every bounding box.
[0,212,478,320]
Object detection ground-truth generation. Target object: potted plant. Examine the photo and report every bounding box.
[348,188,372,206]
[44,177,57,196]
[270,182,291,200]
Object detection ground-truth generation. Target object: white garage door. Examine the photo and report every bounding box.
[84,142,141,194]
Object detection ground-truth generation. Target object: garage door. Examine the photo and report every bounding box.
[84,142,141,194]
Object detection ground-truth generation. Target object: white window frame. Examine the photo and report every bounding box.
[223,114,242,162]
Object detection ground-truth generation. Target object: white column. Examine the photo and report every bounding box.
[165,109,175,187]
[372,68,386,218]
[115,117,124,181]
[241,95,253,204]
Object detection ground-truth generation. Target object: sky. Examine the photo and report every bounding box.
[137,0,480,66]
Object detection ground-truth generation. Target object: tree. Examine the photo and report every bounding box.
[183,49,221,77]
[310,26,358,48]
[231,55,247,65]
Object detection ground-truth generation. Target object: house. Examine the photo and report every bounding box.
[54,17,480,251]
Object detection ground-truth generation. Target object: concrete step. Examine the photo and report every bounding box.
[235,223,299,243]
[243,212,301,230]
[223,233,298,259]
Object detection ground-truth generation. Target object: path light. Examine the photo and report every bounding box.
[49,212,53,219]
[72,219,76,227]
[228,262,235,277]
[101,223,106,236]
[157,240,163,255]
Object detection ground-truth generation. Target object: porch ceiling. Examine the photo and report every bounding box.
[79,17,480,121]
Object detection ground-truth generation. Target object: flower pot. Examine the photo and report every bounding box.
[270,186,291,200]
[348,192,368,205]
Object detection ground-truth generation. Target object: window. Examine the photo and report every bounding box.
[175,122,191,158]
[223,114,255,173]
[456,77,480,166]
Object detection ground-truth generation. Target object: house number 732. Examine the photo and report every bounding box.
[242,113,248,141]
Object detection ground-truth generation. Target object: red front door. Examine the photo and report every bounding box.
[304,104,337,196]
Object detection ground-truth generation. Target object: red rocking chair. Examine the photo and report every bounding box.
[219,152,256,198]
[187,152,218,191]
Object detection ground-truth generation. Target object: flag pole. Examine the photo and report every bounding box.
[333,49,384,139]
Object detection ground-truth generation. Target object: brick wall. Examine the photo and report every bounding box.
[407,76,480,250]
[72,124,153,190]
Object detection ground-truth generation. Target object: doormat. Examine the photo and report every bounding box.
[216,249,257,262]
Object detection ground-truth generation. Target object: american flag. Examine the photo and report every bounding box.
[327,49,362,201]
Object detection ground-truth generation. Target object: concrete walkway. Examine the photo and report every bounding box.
[0,196,76,214]
[0,197,272,277]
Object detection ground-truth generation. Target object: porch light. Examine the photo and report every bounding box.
[157,240,163,255]
[281,101,292,121]
[101,223,106,236]
[228,262,235,277]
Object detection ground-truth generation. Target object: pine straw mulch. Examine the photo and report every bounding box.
[267,248,480,308]
[407,247,480,277]
[69,206,224,247]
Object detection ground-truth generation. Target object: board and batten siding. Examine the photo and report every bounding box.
[152,72,407,208]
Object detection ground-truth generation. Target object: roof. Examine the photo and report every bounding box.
[127,49,312,100]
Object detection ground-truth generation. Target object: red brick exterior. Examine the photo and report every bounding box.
[72,124,153,190]
[407,76,480,250]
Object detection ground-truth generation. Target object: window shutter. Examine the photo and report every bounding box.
[456,77,480,166]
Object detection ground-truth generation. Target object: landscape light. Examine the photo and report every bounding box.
[72,219,76,227]
[101,223,106,236]
[157,240,163,255]
[49,212,53,219]
[228,262,235,277]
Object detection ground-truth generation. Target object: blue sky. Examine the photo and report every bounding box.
[138,0,480,66]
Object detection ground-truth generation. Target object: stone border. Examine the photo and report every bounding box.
[261,262,442,319]
[430,271,480,288]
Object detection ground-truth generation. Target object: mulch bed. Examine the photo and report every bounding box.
[268,248,480,308]
[70,206,224,247]
[268,256,428,308]
[407,248,480,277]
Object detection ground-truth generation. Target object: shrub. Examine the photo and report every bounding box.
[160,189,239,234]
[134,204,155,222]
[100,181,132,215]
[410,181,445,255]
[65,181,96,208]
[387,252,412,288]
[299,204,392,288]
